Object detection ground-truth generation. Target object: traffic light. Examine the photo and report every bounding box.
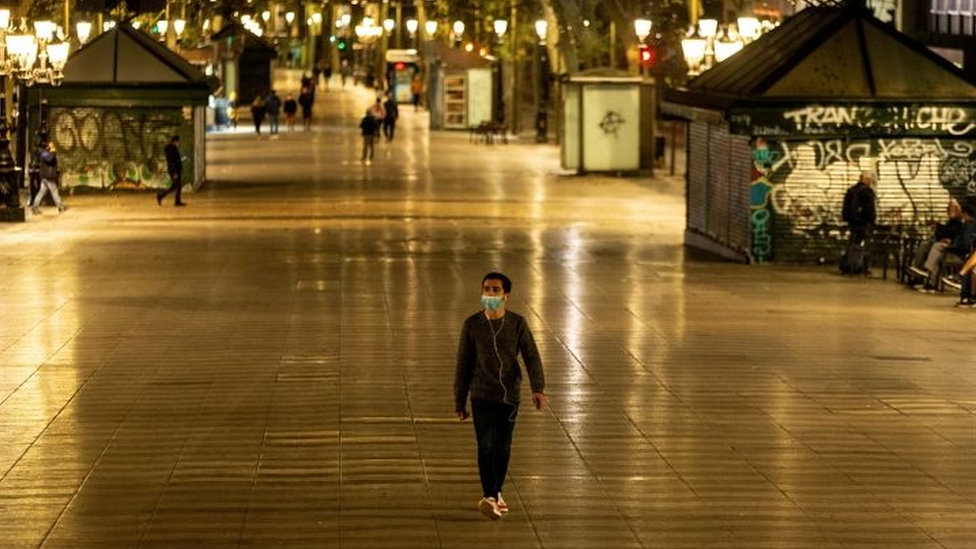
[337,39,347,51]
[639,44,655,70]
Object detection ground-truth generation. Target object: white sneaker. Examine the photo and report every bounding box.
[496,493,509,513]
[943,276,963,291]
[908,266,928,279]
[478,497,501,520]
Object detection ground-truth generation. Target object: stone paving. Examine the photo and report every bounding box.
[1,84,975,549]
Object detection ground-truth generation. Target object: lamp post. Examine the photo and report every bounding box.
[534,19,548,143]
[76,21,92,45]
[406,18,418,48]
[634,18,652,76]
[354,17,383,88]
[493,19,507,127]
[452,20,464,48]
[0,12,69,218]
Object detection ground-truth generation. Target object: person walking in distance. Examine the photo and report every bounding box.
[156,135,186,207]
[410,73,423,112]
[30,139,66,215]
[359,108,380,164]
[250,94,267,135]
[454,272,547,521]
[382,93,399,142]
[265,89,281,135]
[283,94,298,133]
[841,170,877,274]
[298,87,314,132]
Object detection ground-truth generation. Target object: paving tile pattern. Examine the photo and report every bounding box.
[2,86,975,548]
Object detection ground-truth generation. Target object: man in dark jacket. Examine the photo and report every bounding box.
[265,90,281,135]
[454,272,547,521]
[841,171,877,272]
[156,135,186,207]
[382,93,399,142]
[359,109,379,164]
[298,87,314,132]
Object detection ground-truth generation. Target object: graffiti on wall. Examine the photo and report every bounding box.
[752,137,973,258]
[731,104,976,138]
[49,108,190,189]
[750,138,776,262]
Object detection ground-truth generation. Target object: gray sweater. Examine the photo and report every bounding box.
[454,310,545,410]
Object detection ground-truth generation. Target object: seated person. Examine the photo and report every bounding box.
[945,251,976,306]
[908,199,964,291]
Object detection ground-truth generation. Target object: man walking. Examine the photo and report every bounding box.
[382,93,399,142]
[359,109,380,164]
[30,139,65,215]
[454,272,547,521]
[156,135,186,207]
[299,87,314,132]
[265,90,281,135]
[841,170,877,274]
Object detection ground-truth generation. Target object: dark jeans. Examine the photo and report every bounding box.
[472,399,518,499]
[962,272,974,301]
[383,118,396,140]
[268,114,279,134]
[849,223,872,270]
[158,172,183,204]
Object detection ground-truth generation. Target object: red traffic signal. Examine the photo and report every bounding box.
[639,44,656,69]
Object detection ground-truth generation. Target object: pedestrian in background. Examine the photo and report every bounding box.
[454,272,547,521]
[323,65,333,89]
[251,95,267,135]
[265,90,281,135]
[340,60,351,88]
[382,93,399,142]
[156,135,186,207]
[299,87,314,132]
[840,170,877,275]
[359,108,379,164]
[30,140,65,215]
[283,94,298,133]
[411,73,423,111]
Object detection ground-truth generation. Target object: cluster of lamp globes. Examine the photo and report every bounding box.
[680,17,778,76]
[0,10,70,86]
[350,16,420,40]
[336,14,549,44]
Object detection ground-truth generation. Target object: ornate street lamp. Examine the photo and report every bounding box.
[452,20,465,45]
[493,19,508,38]
[76,21,92,44]
[406,19,418,36]
[173,19,186,38]
[534,19,547,41]
[424,20,437,38]
[634,18,652,42]
[737,17,761,42]
[0,12,69,217]
[681,36,707,75]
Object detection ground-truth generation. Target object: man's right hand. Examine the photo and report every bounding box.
[456,409,470,421]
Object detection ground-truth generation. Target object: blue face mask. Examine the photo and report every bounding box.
[481,295,504,311]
